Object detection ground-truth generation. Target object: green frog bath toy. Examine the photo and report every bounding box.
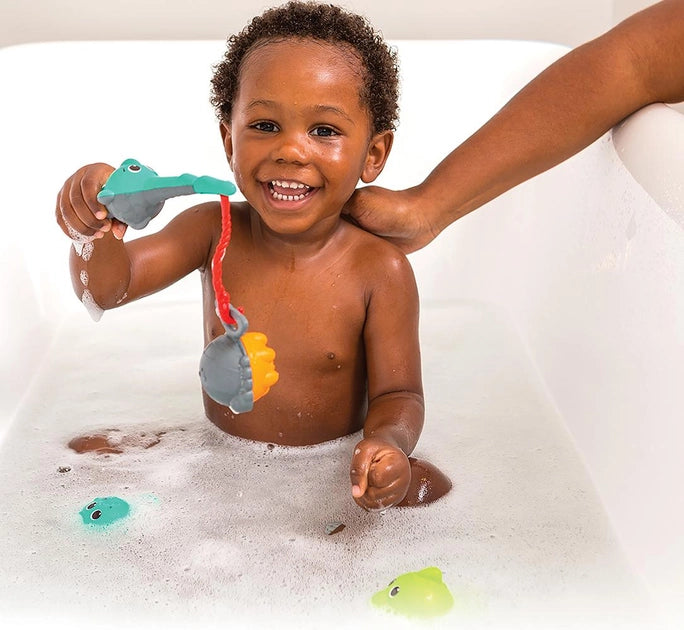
[97,158,236,229]
[79,497,130,526]
[371,566,454,619]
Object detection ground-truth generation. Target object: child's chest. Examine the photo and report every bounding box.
[203,249,369,373]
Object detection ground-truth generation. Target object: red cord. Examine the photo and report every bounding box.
[212,195,235,325]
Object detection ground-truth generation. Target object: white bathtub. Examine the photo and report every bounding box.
[1,40,683,630]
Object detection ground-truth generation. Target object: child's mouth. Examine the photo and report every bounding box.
[267,180,315,202]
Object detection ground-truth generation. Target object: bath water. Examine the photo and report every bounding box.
[0,300,654,629]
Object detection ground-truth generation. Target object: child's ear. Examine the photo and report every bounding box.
[361,130,394,183]
[219,121,234,169]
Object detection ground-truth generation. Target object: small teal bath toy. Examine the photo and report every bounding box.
[79,497,130,526]
[96,159,278,414]
[97,158,236,229]
[371,566,454,619]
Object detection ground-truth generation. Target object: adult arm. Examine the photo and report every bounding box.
[345,0,684,253]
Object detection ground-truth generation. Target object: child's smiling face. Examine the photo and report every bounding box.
[221,38,392,238]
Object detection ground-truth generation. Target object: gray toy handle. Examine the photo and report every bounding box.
[223,305,249,338]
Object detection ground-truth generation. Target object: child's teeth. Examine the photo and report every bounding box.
[272,192,307,201]
[269,181,311,201]
[272,180,307,189]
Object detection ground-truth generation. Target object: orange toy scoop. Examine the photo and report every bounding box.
[241,332,279,402]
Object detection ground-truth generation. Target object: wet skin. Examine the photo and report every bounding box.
[58,39,450,510]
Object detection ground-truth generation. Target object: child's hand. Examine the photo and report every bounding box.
[56,163,127,241]
[350,437,411,511]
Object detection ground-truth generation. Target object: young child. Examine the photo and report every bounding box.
[55,1,450,511]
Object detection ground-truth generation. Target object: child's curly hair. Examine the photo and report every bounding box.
[210,1,400,134]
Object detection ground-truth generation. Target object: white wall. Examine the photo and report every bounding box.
[613,0,658,21]
[0,0,658,49]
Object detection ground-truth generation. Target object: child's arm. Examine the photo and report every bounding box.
[350,247,424,511]
[56,163,218,310]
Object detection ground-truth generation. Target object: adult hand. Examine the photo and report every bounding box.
[344,185,440,254]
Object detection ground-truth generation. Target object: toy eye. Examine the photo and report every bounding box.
[90,510,102,520]
[87,502,96,510]
[127,164,141,173]
[389,586,400,598]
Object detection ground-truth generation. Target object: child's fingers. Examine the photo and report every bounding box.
[354,475,406,511]
[56,187,97,240]
[68,175,105,231]
[111,219,128,240]
[56,165,115,241]
[79,163,114,217]
[367,450,403,488]
[350,441,412,510]
[55,189,70,234]
[350,445,373,498]
[359,451,412,510]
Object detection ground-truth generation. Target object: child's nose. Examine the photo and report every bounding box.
[272,131,310,165]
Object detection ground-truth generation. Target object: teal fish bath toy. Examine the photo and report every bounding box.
[371,567,454,619]
[96,159,278,413]
[97,158,236,229]
[80,497,130,526]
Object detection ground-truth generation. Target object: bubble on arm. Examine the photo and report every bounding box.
[62,204,96,250]
[72,240,94,262]
[81,289,104,322]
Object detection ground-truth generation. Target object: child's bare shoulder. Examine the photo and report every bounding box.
[342,218,414,277]
[154,200,226,273]
[168,200,250,241]
[170,199,221,228]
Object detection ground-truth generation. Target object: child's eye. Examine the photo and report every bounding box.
[311,126,338,137]
[251,121,279,133]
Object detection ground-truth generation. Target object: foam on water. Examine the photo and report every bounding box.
[0,301,655,630]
